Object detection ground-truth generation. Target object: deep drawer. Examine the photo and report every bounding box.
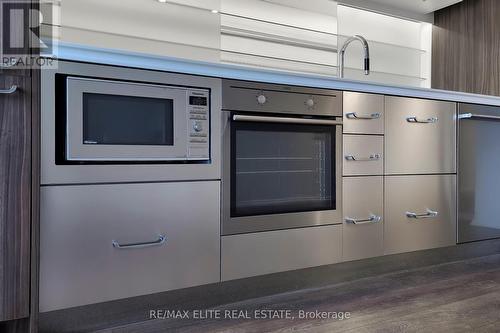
[385,96,456,175]
[384,175,456,255]
[343,176,384,261]
[39,181,220,312]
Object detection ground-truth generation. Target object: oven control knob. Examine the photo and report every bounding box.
[193,121,204,132]
[257,94,267,105]
[306,98,315,108]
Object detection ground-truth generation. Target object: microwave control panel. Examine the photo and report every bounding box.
[187,90,210,160]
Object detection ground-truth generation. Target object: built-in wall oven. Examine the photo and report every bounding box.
[222,80,343,235]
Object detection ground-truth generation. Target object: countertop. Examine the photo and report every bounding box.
[57,43,500,108]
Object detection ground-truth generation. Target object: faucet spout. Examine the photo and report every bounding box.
[338,35,370,78]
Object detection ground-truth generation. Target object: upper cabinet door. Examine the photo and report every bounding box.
[385,96,456,175]
[53,0,221,62]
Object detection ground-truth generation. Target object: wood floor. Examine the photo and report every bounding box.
[92,253,500,333]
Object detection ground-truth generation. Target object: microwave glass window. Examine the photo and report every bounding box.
[231,122,335,217]
[82,93,174,145]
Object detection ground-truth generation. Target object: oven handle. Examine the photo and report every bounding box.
[232,114,342,126]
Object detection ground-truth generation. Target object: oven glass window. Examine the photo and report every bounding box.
[231,122,335,217]
[82,93,174,145]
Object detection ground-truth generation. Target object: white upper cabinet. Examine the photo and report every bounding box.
[337,5,432,88]
[220,0,339,75]
[49,0,221,62]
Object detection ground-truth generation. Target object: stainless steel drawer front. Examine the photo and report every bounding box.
[343,92,384,135]
[385,97,456,175]
[384,175,456,255]
[222,225,342,281]
[343,135,384,176]
[343,176,384,261]
[39,181,220,312]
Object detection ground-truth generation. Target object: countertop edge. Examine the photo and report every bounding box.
[53,43,500,108]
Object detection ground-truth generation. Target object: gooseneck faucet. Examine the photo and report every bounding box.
[338,35,370,78]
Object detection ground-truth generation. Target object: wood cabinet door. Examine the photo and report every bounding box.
[0,75,31,321]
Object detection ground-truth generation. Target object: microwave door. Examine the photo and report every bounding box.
[65,77,188,161]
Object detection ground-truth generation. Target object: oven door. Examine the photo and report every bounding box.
[222,114,343,235]
[66,77,189,162]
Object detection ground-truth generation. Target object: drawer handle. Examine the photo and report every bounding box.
[406,116,438,124]
[345,154,381,162]
[112,234,166,249]
[346,112,381,120]
[345,215,381,225]
[0,85,17,94]
[406,209,438,219]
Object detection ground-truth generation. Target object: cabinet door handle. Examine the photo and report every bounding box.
[346,112,381,120]
[0,85,17,94]
[406,116,438,124]
[345,154,381,161]
[112,234,166,249]
[406,209,438,219]
[345,215,381,225]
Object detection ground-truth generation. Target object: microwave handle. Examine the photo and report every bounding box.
[232,114,342,126]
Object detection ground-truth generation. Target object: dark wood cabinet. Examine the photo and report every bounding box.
[0,75,31,322]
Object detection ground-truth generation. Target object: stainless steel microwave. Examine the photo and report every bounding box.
[64,77,210,162]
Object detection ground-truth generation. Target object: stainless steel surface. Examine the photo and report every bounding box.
[384,175,456,255]
[221,225,342,281]
[222,112,343,235]
[222,79,342,117]
[111,235,166,249]
[338,35,370,78]
[345,154,381,162]
[39,181,220,312]
[0,85,17,94]
[65,76,209,161]
[385,96,456,175]
[343,135,384,176]
[346,112,380,120]
[406,209,439,219]
[232,114,342,125]
[406,116,439,123]
[41,61,222,184]
[343,176,384,261]
[222,80,343,235]
[343,92,384,135]
[458,112,500,121]
[458,103,500,243]
[345,215,381,225]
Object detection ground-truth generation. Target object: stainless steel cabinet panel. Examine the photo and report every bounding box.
[222,80,342,117]
[39,181,220,312]
[343,92,384,135]
[385,97,456,175]
[384,175,456,255]
[221,225,342,281]
[343,176,384,261]
[343,135,384,176]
